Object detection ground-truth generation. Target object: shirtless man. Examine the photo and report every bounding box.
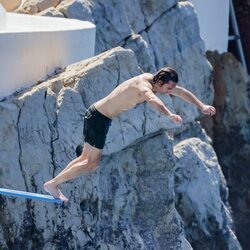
[44,67,216,202]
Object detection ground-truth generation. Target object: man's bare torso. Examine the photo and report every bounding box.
[94,73,153,118]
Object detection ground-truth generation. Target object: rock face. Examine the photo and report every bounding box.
[0,118,188,249]
[37,7,64,17]
[206,51,250,250]
[0,0,243,249]
[16,0,62,14]
[98,133,187,250]
[174,138,241,250]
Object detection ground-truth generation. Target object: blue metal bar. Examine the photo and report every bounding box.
[229,0,248,72]
[0,188,64,204]
[228,35,239,41]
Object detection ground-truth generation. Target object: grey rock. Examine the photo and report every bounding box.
[206,51,250,249]
[37,6,64,17]
[0,116,189,249]
[123,32,157,73]
[57,0,94,23]
[16,0,62,14]
[97,132,186,249]
[174,138,242,250]
[138,0,178,26]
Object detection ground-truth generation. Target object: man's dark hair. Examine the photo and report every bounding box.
[153,67,178,85]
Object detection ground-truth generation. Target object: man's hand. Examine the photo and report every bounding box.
[200,105,216,116]
[170,114,183,124]
[171,87,216,117]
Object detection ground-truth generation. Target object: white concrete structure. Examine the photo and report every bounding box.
[0,4,95,99]
[190,0,230,53]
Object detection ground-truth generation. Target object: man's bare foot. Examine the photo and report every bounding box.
[44,181,69,202]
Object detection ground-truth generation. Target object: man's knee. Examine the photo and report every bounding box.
[88,157,101,170]
[77,150,101,170]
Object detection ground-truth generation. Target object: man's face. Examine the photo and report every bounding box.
[158,80,177,94]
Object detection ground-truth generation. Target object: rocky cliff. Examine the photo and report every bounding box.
[205,51,250,250]
[0,1,244,249]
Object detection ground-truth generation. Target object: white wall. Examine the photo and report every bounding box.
[190,0,229,53]
[0,6,95,99]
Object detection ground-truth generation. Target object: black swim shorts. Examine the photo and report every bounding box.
[83,105,112,149]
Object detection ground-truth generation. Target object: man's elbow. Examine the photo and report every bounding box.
[152,102,166,114]
[148,100,160,110]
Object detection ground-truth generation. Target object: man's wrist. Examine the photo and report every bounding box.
[198,103,205,110]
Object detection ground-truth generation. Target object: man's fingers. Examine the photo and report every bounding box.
[170,114,183,123]
[175,116,182,123]
[203,106,216,116]
[209,107,216,115]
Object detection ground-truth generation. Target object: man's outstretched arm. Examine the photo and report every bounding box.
[171,86,216,116]
[143,89,182,123]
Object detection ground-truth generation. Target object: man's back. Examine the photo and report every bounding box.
[95,73,153,118]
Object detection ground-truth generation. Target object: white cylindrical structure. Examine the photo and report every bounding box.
[0,12,96,99]
[190,0,230,53]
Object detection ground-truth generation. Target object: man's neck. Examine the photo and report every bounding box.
[151,82,158,93]
[148,76,156,91]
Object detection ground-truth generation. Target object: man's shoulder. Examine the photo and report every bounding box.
[140,72,153,79]
[136,73,152,86]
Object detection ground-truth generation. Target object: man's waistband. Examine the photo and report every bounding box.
[89,105,112,123]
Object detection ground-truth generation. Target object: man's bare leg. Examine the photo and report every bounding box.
[56,143,100,176]
[44,148,87,201]
[44,143,102,202]
[44,160,90,202]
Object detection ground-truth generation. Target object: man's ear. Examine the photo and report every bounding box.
[158,80,163,86]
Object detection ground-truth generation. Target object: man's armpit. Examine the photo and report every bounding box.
[143,90,157,102]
